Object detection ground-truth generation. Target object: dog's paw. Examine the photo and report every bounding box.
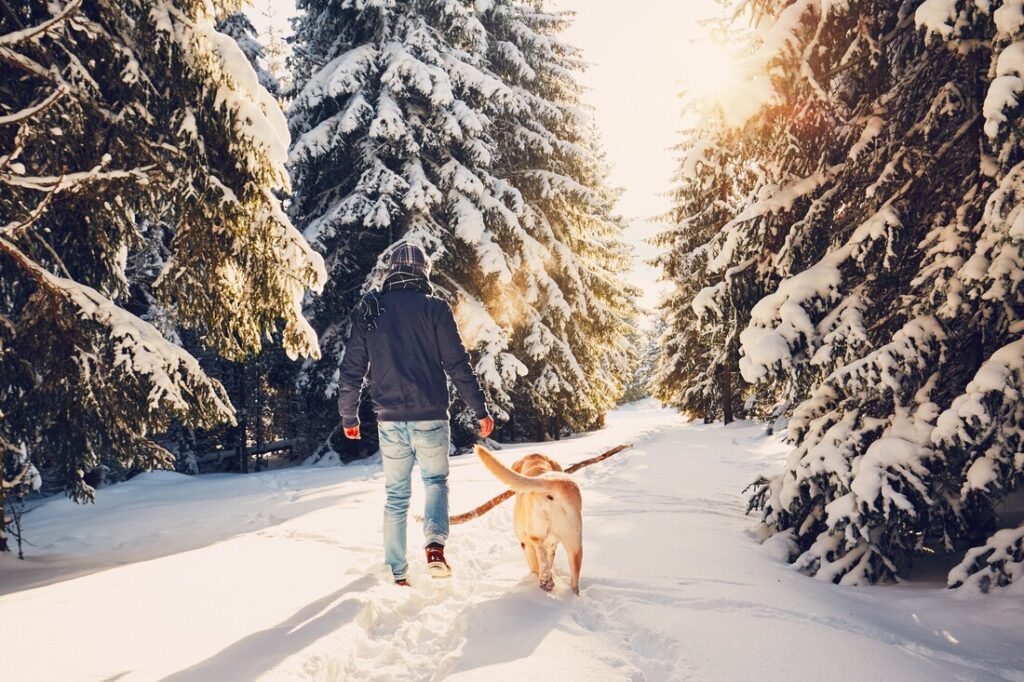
[539,576,555,592]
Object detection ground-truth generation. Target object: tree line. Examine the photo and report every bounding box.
[0,0,635,552]
[654,0,1024,590]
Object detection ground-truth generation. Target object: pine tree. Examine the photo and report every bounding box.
[216,9,280,96]
[288,0,635,450]
[288,0,535,453]
[660,0,1024,587]
[652,127,758,423]
[0,0,325,511]
[260,1,291,95]
[621,317,663,404]
[478,0,636,438]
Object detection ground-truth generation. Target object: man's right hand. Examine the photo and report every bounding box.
[343,425,360,439]
[479,416,494,439]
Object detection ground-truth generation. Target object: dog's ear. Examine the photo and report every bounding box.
[511,457,526,473]
[546,456,563,472]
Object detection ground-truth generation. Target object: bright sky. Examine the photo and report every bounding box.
[554,0,720,312]
[251,0,724,313]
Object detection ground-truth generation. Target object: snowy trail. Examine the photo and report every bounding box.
[2,401,1023,681]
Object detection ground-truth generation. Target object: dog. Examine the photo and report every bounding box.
[474,445,583,595]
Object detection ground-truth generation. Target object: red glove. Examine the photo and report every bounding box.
[343,425,360,440]
[479,416,494,439]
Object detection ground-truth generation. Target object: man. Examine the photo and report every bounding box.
[337,242,494,586]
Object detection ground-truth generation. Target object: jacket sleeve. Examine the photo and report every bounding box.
[337,313,370,428]
[435,300,490,419]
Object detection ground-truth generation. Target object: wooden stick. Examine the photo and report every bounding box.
[563,442,632,475]
[439,442,633,525]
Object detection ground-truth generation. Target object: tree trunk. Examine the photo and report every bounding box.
[236,362,248,473]
[0,489,9,554]
[721,363,734,425]
[551,415,562,441]
[254,353,264,472]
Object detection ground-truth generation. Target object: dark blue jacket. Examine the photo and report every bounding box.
[337,290,490,427]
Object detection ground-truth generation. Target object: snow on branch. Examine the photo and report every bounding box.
[0,236,233,422]
[914,0,961,38]
[0,86,66,126]
[948,525,1024,592]
[761,318,948,585]
[983,41,1024,138]
[150,2,291,181]
[292,45,377,111]
[4,162,153,193]
[933,338,1024,498]
[0,0,82,47]
[739,206,901,383]
[707,167,840,273]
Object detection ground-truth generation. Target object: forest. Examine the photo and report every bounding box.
[2,0,1023,603]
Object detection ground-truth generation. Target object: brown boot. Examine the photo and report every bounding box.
[426,543,451,578]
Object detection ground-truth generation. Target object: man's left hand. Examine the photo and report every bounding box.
[343,425,360,439]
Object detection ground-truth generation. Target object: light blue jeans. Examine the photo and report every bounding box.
[378,419,451,580]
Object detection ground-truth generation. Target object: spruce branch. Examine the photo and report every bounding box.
[0,85,66,126]
[0,0,82,47]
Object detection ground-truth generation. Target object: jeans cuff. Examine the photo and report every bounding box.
[424,534,447,548]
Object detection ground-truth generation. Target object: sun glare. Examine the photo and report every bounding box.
[678,39,772,128]
[679,40,742,101]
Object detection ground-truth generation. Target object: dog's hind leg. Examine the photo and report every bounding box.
[565,531,583,595]
[520,538,540,576]
[533,537,555,591]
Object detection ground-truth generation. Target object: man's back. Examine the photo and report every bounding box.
[337,286,489,427]
[365,290,453,422]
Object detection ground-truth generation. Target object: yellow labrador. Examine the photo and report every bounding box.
[474,445,583,595]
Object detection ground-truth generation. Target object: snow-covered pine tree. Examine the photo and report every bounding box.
[666,0,1024,587]
[288,0,537,451]
[168,6,299,474]
[652,126,760,423]
[621,316,663,404]
[217,9,280,96]
[0,0,324,505]
[478,0,636,439]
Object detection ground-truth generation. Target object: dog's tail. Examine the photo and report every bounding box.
[474,444,563,494]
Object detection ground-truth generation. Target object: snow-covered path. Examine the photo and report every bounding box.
[2,401,1023,681]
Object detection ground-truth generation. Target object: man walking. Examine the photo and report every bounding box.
[337,242,494,586]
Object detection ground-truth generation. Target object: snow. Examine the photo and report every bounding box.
[707,168,838,274]
[948,525,1024,592]
[3,401,1023,681]
[680,139,711,179]
[915,0,960,37]
[966,457,999,491]
[848,116,884,161]
[984,41,1024,138]
[933,338,1024,445]
[739,206,902,382]
[994,1,1024,37]
[983,75,1022,138]
[691,282,724,319]
[293,45,378,110]
[450,291,527,414]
